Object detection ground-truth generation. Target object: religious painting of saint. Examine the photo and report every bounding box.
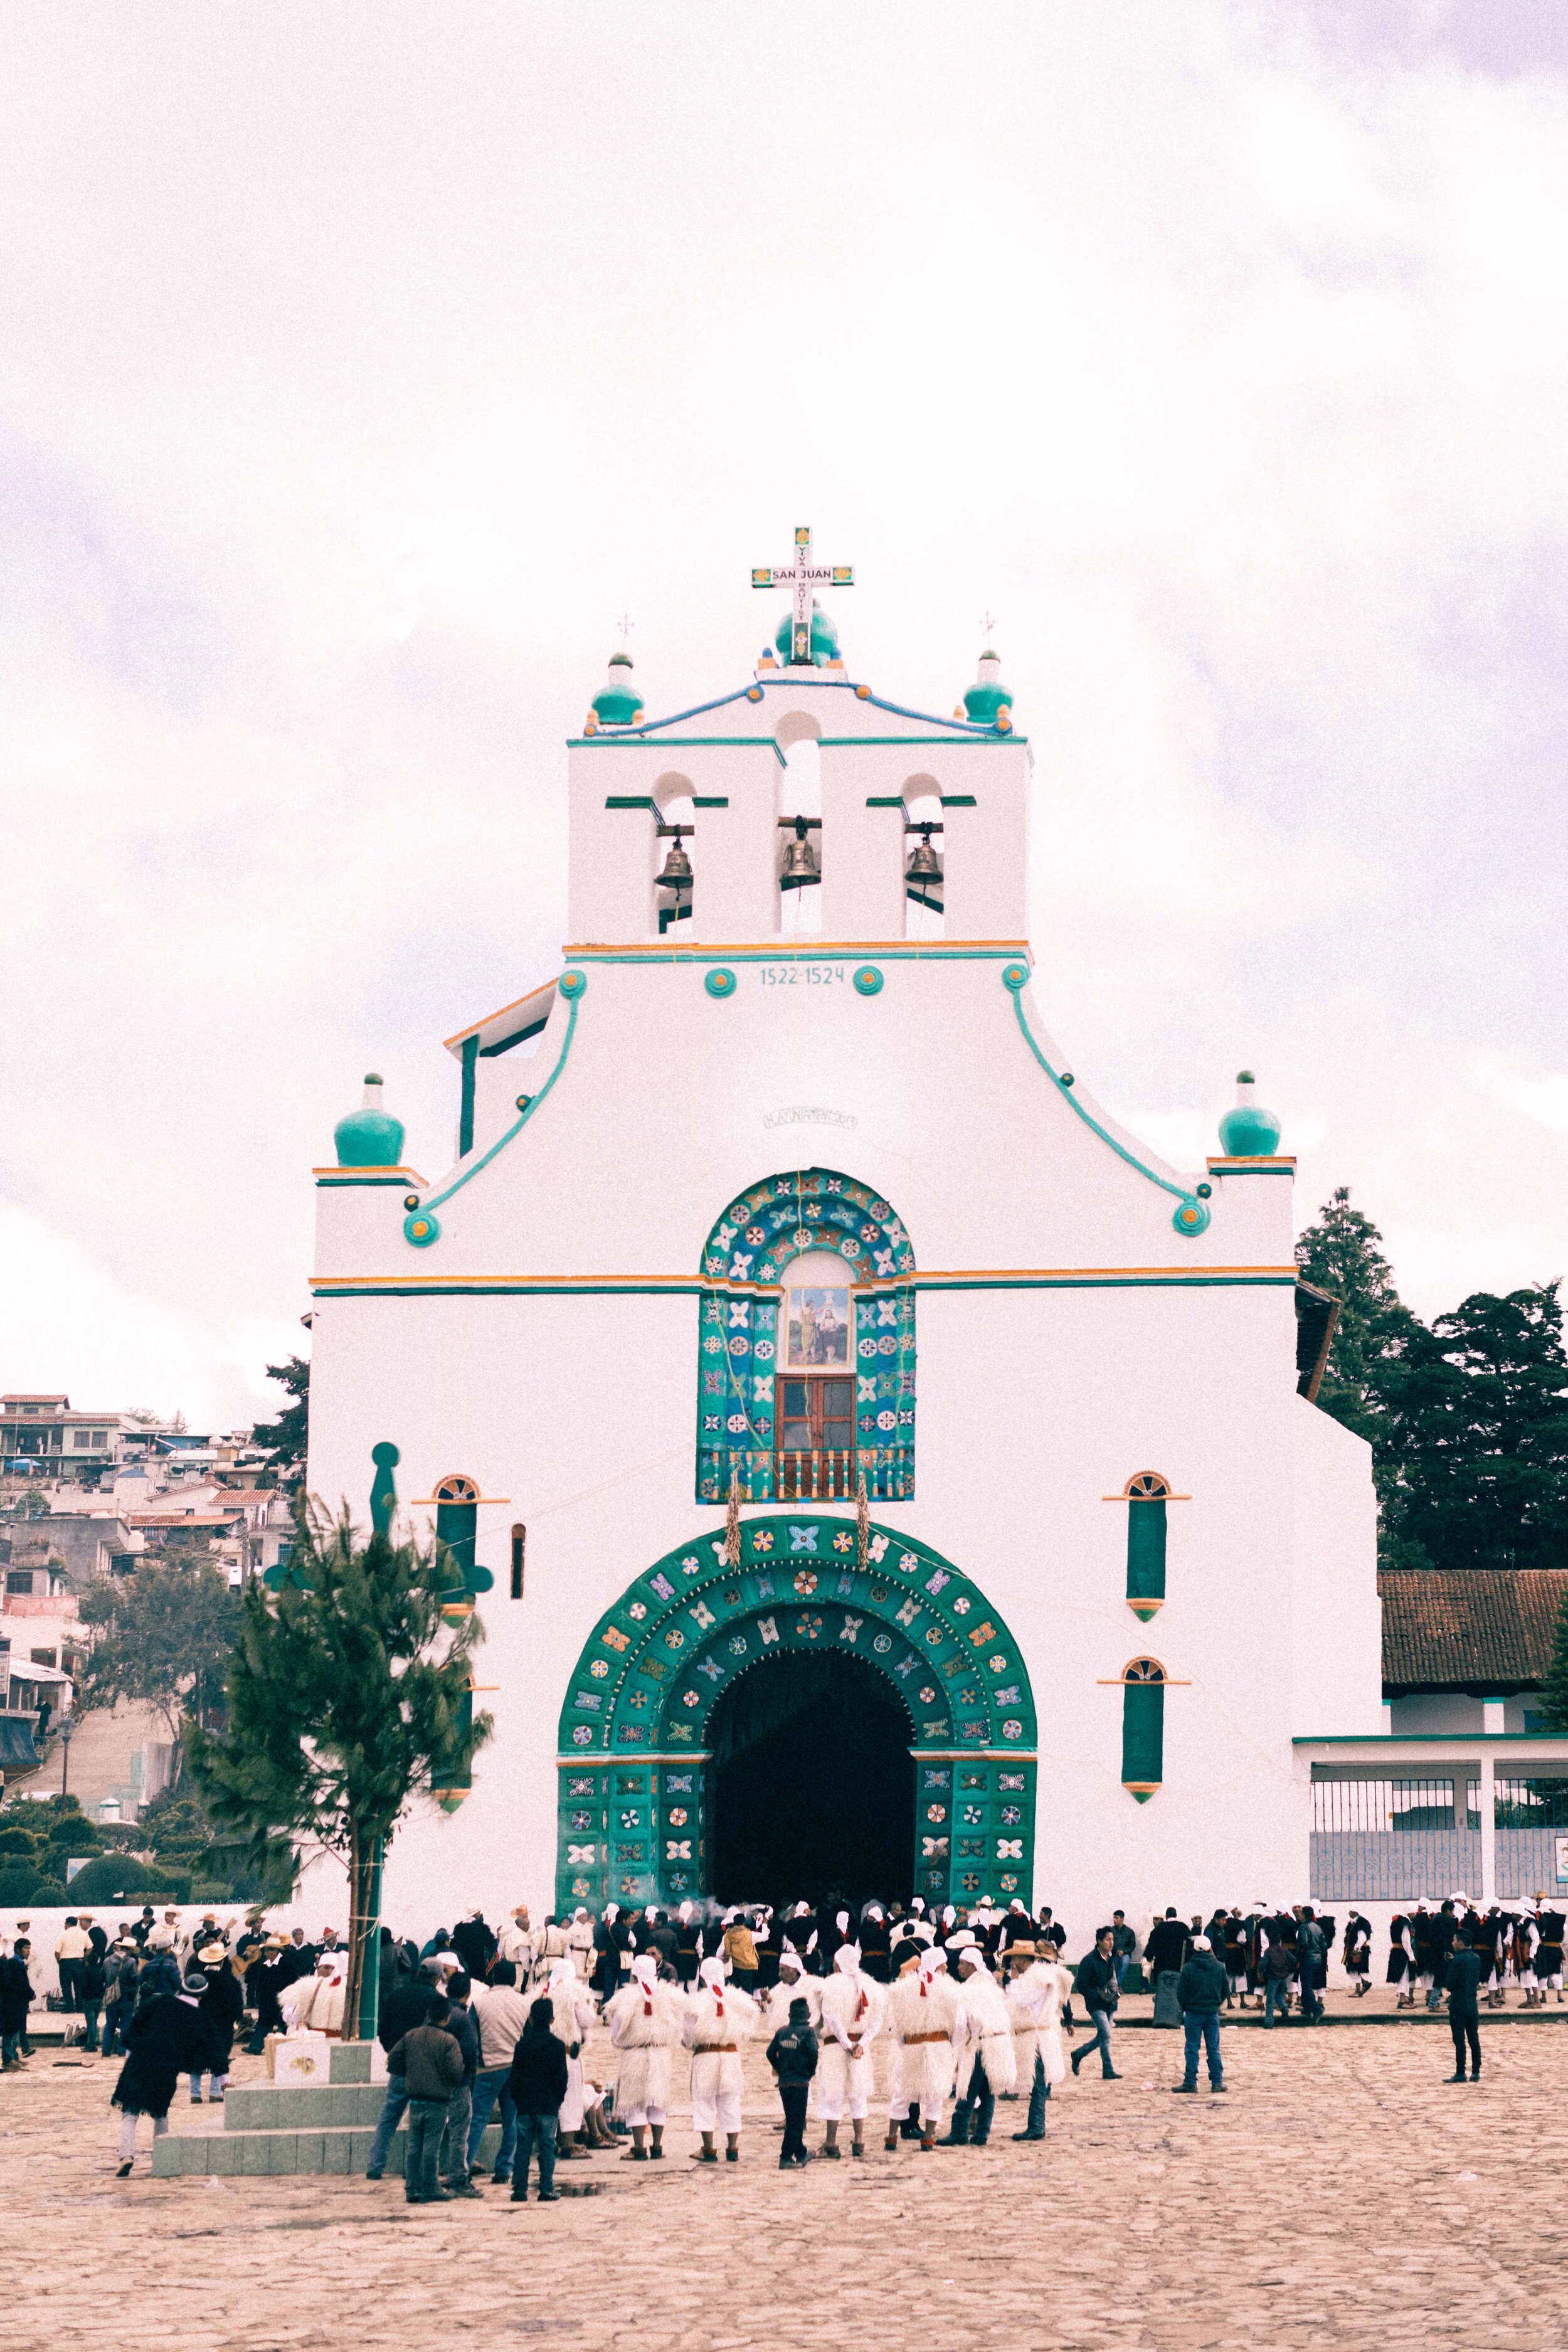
[787,1286,849,1366]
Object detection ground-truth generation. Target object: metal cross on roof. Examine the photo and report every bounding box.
[751,525,853,665]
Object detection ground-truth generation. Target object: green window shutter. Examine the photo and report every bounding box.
[1126,1501,1167,1616]
[433,1682,474,1811]
[1121,1679,1164,1799]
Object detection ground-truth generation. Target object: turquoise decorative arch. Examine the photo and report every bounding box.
[695,1168,917,1505]
[554,1513,1037,1917]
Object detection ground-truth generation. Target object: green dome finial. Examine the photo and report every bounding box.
[1218,1070,1281,1157]
[334,1073,406,1168]
[962,647,1014,730]
[588,649,644,729]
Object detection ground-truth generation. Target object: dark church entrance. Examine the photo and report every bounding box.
[707,1650,915,1905]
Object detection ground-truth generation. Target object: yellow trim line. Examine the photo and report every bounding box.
[312,1264,1300,1291]
[563,938,1030,955]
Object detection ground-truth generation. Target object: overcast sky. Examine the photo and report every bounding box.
[4,2,1568,1428]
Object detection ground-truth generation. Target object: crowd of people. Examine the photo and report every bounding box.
[2,1883,1552,2183]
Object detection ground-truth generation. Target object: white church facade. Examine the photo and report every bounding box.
[305,532,1383,1936]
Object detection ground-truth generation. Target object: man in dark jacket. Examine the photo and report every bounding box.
[0,1941,33,2069]
[190,1945,245,2101]
[113,1971,205,2175]
[642,1910,679,1974]
[1173,1936,1228,2093]
[1445,1932,1484,2081]
[1296,1910,1326,2024]
[450,1912,496,1982]
[506,1996,569,2203]
[1263,1930,1297,2028]
[1069,1930,1122,2080]
[78,1943,107,2054]
[386,1997,465,2205]
[277,1928,317,1987]
[766,1996,819,2167]
[438,1973,482,2198]
[245,1937,290,2055]
[366,1964,448,2180]
[1145,1908,1187,2028]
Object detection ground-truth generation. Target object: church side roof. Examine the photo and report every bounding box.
[1379,1568,1567,1696]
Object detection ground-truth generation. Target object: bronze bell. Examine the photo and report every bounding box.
[657,834,694,896]
[780,815,820,889]
[906,825,943,887]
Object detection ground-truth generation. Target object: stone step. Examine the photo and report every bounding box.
[152,2121,504,2179]
[328,2041,378,2084]
[224,2082,386,2130]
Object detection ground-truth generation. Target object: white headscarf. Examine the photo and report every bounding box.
[833,1942,862,1977]
[631,1952,659,2009]
[778,1949,803,1977]
[917,1946,946,1996]
[698,1954,726,2016]
[549,1956,576,1989]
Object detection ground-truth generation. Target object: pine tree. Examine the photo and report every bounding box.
[1541,1580,1568,1734]
[1295,1187,1428,1560]
[1393,1283,1568,1573]
[253,1357,310,1485]
[186,1500,489,2040]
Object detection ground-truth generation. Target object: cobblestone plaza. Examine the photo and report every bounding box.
[6,2001,1566,2352]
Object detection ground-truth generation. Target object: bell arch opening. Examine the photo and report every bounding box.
[707,1648,915,1905]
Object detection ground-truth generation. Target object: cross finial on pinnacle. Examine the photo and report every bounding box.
[617,612,634,648]
[980,610,998,640]
[751,525,854,665]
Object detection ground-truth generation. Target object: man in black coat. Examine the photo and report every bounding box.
[1445,1931,1484,2081]
[245,1938,290,2055]
[0,1941,33,2069]
[857,1904,891,1983]
[113,1973,205,2174]
[450,1912,496,1981]
[277,1929,317,1987]
[506,1997,569,2203]
[1427,1902,1459,2011]
[1145,1908,1188,2027]
[190,1946,245,2102]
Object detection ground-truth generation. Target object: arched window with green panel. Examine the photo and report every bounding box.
[1120,1658,1166,1801]
[1124,1472,1168,1619]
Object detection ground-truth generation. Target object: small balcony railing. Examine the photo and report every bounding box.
[713,1448,914,1505]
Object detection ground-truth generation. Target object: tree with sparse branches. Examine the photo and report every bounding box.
[186,1499,490,2042]
[77,1554,243,1756]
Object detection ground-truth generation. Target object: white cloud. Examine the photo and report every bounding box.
[0,3,1565,1388]
[0,1199,297,1429]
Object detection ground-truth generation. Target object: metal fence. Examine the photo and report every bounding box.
[1310,1776,1568,1900]
[1310,1827,1483,1902]
[1496,1827,1567,1899]
[1310,1778,1470,1833]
